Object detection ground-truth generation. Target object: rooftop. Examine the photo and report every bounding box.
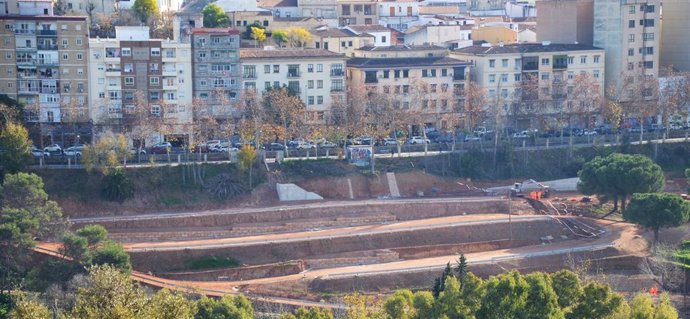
[240,48,345,59]
[419,6,461,15]
[190,28,240,35]
[453,43,602,55]
[347,56,470,68]
[346,24,391,33]
[357,44,447,51]
[309,27,359,38]
[257,0,297,7]
[0,14,87,20]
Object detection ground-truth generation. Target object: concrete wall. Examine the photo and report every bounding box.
[537,0,593,46]
[157,261,305,281]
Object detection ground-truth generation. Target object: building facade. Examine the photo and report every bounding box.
[309,26,374,57]
[377,0,419,32]
[452,43,606,129]
[536,0,594,46]
[593,0,659,99]
[239,48,347,123]
[0,15,90,144]
[88,27,193,146]
[347,53,471,131]
[660,0,690,72]
[190,28,241,119]
[337,0,378,26]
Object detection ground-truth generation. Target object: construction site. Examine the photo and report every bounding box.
[34,170,667,314]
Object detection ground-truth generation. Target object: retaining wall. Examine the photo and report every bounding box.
[130,218,567,272]
[157,261,305,281]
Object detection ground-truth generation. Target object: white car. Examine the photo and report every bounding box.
[464,135,481,142]
[582,130,598,136]
[383,138,398,146]
[408,136,430,144]
[217,146,239,153]
[63,146,82,157]
[318,140,337,148]
[512,132,529,139]
[205,140,222,149]
[44,144,62,153]
[31,146,48,157]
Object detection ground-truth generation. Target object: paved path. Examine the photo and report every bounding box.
[486,178,580,193]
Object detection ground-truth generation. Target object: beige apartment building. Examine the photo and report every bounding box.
[593,0,659,100]
[337,0,378,26]
[347,52,471,131]
[0,15,90,145]
[536,0,594,46]
[452,43,606,129]
[309,26,374,57]
[660,0,690,72]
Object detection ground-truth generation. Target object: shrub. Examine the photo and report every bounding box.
[101,168,134,202]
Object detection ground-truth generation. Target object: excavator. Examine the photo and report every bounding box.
[510,179,551,199]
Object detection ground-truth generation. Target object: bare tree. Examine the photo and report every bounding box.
[657,68,690,137]
[262,87,306,157]
[613,69,660,143]
[462,80,487,132]
[570,72,605,129]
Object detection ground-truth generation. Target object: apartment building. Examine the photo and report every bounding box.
[452,43,605,129]
[309,26,374,57]
[337,0,378,26]
[88,27,193,146]
[297,0,337,20]
[404,24,472,49]
[346,53,471,131]
[343,24,392,46]
[536,0,594,46]
[378,0,419,32]
[593,0,659,99]
[0,15,90,144]
[353,44,448,58]
[239,48,347,123]
[1,0,52,15]
[660,0,690,72]
[190,28,241,119]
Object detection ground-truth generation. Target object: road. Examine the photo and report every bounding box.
[29,136,690,170]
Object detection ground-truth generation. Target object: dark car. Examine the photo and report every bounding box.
[150,142,172,154]
[264,142,285,151]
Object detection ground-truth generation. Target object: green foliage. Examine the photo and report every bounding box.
[243,22,264,40]
[550,270,582,310]
[383,290,414,319]
[567,282,625,319]
[146,289,198,319]
[132,0,159,22]
[101,168,134,202]
[0,122,31,173]
[623,193,690,243]
[9,296,50,319]
[272,29,289,46]
[195,295,253,319]
[184,256,241,270]
[62,232,90,262]
[478,270,530,319]
[432,262,454,298]
[281,307,334,319]
[202,3,230,27]
[76,224,109,246]
[0,293,13,318]
[82,132,129,174]
[524,272,564,319]
[89,241,132,273]
[578,153,665,211]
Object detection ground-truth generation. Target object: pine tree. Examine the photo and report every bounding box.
[456,254,468,286]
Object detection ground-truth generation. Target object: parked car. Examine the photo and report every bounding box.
[43,144,62,153]
[317,140,337,148]
[150,142,172,154]
[512,131,529,139]
[216,146,239,153]
[31,146,48,157]
[63,146,82,157]
[628,126,646,133]
[205,140,222,149]
[670,122,685,130]
[130,148,147,155]
[650,124,665,131]
[464,134,481,142]
[383,138,398,146]
[473,127,494,136]
[408,136,430,144]
[582,130,598,136]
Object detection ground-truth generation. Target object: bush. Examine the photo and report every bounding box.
[205,173,249,201]
[183,256,240,270]
[89,241,131,273]
[101,168,134,202]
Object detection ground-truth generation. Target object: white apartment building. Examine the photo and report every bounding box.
[88,27,193,146]
[343,24,393,46]
[378,0,420,32]
[240,48,347,123]
[593,0,659,100]
[452,42,606,129]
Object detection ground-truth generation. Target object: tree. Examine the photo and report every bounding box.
[478,271,529,319]
[623,193,690,245]
[132,0,159,22]
[9,296,50,319]
[237,145,257,188]
[272,29,289,47]
[89,241,132,273]
[462,80,487,132]
[82,132,129,174]
[383,289,414,319]
[577,153,665,213]
[550,270,582,310]
[524,272,564,319]
[202,3,230,28]
[281,308,334,319]
[456,253,468,285]
[654,293,679,319]
[432,262,455,298]
[287,27,312,48]
[262,87,306,156]
[567,282,626,319]
[411,291,435,319]
[101,168,135,202]
[0,122,31,174]
[146,289,198,319]
[251,26,266,47]
[195,295,253,319]
[629,292,655,319]
[76,224,109,246]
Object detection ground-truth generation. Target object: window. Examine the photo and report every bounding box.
[629,5,635,14]
[265,81,271,90]
[593,70,600,79]
[76,53,83,60]
[502,59,509,67]
[645,5,655,13]
[567,56,574,64]
[629,34,635,43]
[77,68,83,75]
[382,70,390,78]
[122,48,131,56]
[628,48,634,56]
[643,33,654,41]
[150,63,159,71]
[402,85,409,93]
[430,69,436,77]
[331,79,344,92]
[628,20,635,28]
[62,39,68,47]
[264,65,271,74]
[198,52,206,58]
[641,47,654,55]
[430,84,437,93]
[514,74,521,81]
[541,72,549,80]
[541,58,550,66]
[308,64,314,72]
[594,55,600,63]
[62,53,68,60]
[442,69,448,77]
[308,96,314,105]
[644,61,654,69]
[422,69,428,77]
[273,65,279,73]
[394,70,400,78]
[382,36,387,43]
[308,80,314,89]
[76,39,82,46]
[166,92,176,100]
[489,59,495,68]
[488,74,496,83]
[150,91,160,101]
[628,62,635,71]
[317,64,323,72]
[150,77,159,86]
[317,80,323,89]
[151,105,161,116]
[501,89,508,98]
[641,19,654,27]
[151,48,160,56]
[317,96,323,104]
[402,70,409,78]
[580,56,587,64]
[501,74,508,82]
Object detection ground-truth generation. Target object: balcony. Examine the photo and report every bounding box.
[105,69,121,76]
[37,59,58,66]
[243,73,257,79]
[163,68,177,76]
[37,43,58,50]
[453,74,465,81]
[330,69,344,76]
[15,29,35,35]
[40,87,59,94]
[18,87,40,94]
[287,70,301,78]
[553,63,567,70]
[522,62,538,71]
[38,30,57,36]
[365,77,378,84]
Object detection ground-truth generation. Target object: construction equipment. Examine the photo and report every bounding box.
[510,179,550,199]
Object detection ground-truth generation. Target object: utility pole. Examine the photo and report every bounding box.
[508,190,513,241]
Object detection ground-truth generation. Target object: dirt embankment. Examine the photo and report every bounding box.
[157,261,305,282]
[130,219,570,272]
